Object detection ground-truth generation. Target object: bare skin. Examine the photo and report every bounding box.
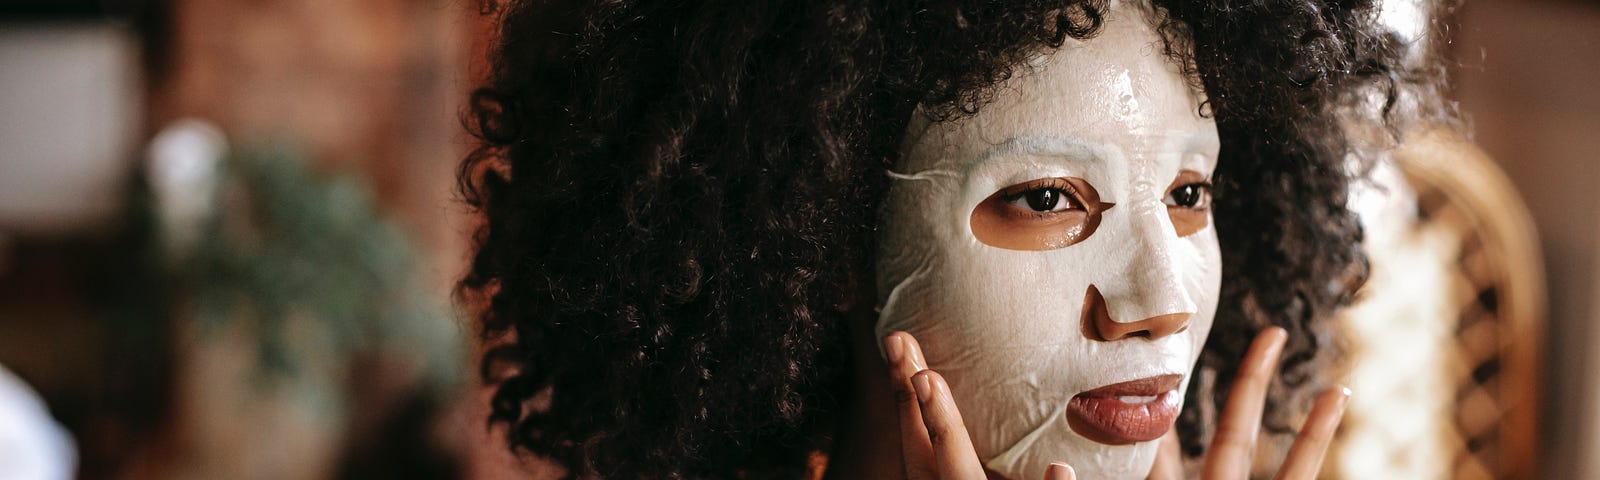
[873,328,1349,480]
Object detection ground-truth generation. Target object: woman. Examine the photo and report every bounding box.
[459,0,1436,477]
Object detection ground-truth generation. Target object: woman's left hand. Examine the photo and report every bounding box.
[1145,327,1350,480]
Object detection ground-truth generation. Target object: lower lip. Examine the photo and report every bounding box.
[1066,378,1182,445]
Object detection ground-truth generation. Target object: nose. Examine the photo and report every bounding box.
[1080,196,1197,341]
[1081,284,1191,341]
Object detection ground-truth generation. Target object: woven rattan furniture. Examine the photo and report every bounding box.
[1333,129,1545,480]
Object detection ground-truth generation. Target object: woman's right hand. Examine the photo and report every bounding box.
[882,332,1076,480]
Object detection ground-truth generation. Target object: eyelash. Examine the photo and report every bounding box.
[999,178,1081,213]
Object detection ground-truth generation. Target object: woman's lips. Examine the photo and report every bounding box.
[1066,374,1183,445]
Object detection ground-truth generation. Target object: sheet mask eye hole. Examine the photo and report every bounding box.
[1164,171,1212,237]
[971,177,1109,251]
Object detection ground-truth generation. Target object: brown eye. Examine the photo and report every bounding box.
[971,177,1111,251]
[1165,171,1211,237]
[1004,185,1076,213]
[1164,183,1211,209]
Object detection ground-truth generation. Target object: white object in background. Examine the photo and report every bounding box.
[0,24,141,236]
[146,119,227,259]
[1337,158,1454,480]
[0,364,76,480]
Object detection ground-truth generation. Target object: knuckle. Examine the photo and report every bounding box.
[894,383,919,407]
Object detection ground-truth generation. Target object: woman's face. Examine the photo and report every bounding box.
[874,3,1221,479]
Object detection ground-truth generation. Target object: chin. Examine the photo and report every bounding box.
[987,434,1163,480]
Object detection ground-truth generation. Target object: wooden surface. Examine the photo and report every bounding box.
[1395,129,1547,480]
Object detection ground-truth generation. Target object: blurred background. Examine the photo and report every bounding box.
[0,0,1594,479]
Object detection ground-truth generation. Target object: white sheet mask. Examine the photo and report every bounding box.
[875,2,1222,479]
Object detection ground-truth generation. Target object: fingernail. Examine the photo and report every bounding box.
[1047,462,1075,480]
[1265,328,1289,360]
[913,372,933,403]
[884,334,905,366]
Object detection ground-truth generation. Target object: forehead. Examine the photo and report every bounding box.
[901,5,1217,171]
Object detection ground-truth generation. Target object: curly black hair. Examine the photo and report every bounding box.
[458,0,1443,477]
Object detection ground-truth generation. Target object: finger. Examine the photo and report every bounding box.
[1203,327,1288,480]
[913,369,987,480]
[886,332,936,479]
[1145,430,1183,480]
[1045,462,1076,480]
[1272,387,1350,480]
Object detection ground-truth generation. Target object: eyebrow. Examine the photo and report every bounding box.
[966,135,1107,164]
[965,132,1218,177]
[967,135,1114,169]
